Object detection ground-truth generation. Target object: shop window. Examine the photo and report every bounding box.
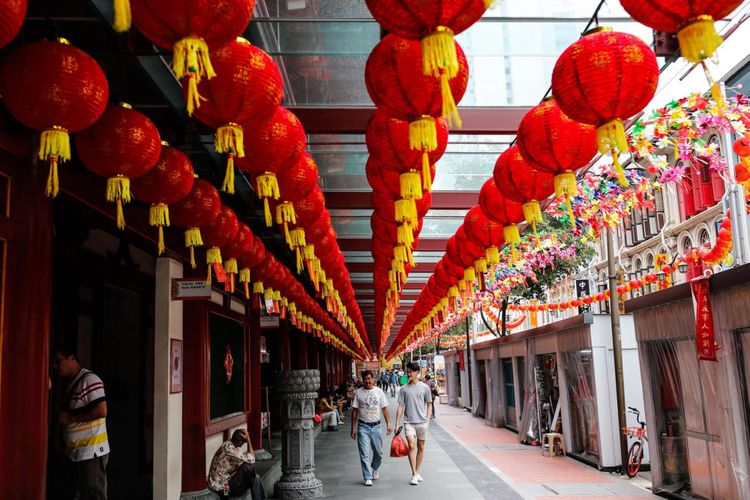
[562,350,599,460]
[209,313,246,421]
[680,236,693,253]
[699,229,711,246]
[502,359,515,407]
[624,189,665,246]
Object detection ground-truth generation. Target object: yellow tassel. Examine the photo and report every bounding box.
[215,123,244,156]
[395,198,417,227]
[225,258,238,275]
[156,225,166,255]
[474,257,487,274]
[222,154,235,194]
[409,116,437,152]
[40,126,70,198]
[253,281,264,294]
[206,247,222,269]
[276,202,296,248]
[486,245,499,266]
[239,268,250,299]
[440,71,461,128]
[206,262,212,285]
[173,36,216,115]
[458,279,466,291]
[399,170,423,200]
[149,203,169,226]
[464,267,476,283]
[106,175,131,230]
[522,200,543,249]
[113,0,131,32]
[421,26,458,79]
[421,152,433,192]
[611,151,629,187]
[184,227,203,248]
[397,223,414,253]
[257,172,279,227]
[596,118,627,155]
[393,245,407,264]
[449,286,459,297]
[554,172,578,228]
[504,225,521,263]
[189,247,196,269]
[678,16,722,63]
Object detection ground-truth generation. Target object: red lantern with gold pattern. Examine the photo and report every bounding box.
[0,0,26,48]
[552,28,658,185]
[170,179,221,269]
[222,222,254,294]
[365,0,487,102]
[464,205,506,267]
[200,204,239,283]
[189,38,282,193]
[620,0,742,63]
[130,0,255,112]
[278,153,319,202]
[132,142,195,254]
[76,103,162,230]
[516,98,597,226]
[478,179,524,261]
[366,156,436,200]
[0,38,109,197]
[493,145,554,245]
[365,34,468,163]
[366,109,448,193]
[237,106,306,226]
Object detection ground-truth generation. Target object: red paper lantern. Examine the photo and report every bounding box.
[552,28,659,185]
[200,204,239,283]
[365,34,468,158]
[130,0,255,111]
[0,38,109,197]
[76,103,162,229]
[0,0,26,48]
[620,0,742,63]
[170,179,221,269]
[132,142,195,254]
[366,156,436,200]
[277,153,319,202]
[239,232,266,298]
[516,98,597,225]
[478,179,524,259]
[237,107,306,226]
[366,109,448,193]
[222,222,254,295]
[493,145,554,244]
[372,190,432,228]
[189,38,282,193]
[463,205,506,267]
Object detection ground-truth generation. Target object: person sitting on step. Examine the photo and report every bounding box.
[207,429,265,500]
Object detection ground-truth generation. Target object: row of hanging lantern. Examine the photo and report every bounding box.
[386,1,744,359]
[0,1,367,357]
[363,0,490,353]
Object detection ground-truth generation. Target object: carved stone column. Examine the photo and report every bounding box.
[274,369,323,499]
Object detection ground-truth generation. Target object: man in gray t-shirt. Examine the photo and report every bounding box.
[394,362,433,486]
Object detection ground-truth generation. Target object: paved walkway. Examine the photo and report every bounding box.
[312,392,658,499]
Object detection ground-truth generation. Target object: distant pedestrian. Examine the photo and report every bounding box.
[54,345,110,500]
[394,362,433,486]
[389,372,398,396]
[351,371,392,486]
[425,374,438,419]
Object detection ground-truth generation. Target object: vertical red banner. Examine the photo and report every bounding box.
[458,350,465,371]
[690,277,719,361]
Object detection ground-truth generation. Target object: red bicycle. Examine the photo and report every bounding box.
[623,406,647,478]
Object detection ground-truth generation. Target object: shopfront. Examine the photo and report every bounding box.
[627,265,750,499]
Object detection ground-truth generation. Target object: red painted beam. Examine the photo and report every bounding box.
[325,191,479,210]
[291,106,530,135]
[345,261,436,273]
[339,238,449,252]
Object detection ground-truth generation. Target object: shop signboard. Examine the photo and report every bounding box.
[171,279,211,300]
[260,314,280,329]
[575,279,591,313]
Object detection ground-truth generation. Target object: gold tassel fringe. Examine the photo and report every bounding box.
[395,198,417,227]
[422,152,432,192]
[400,170,423,200]
[678,16,722,63]
[440,71,461,128]
[224,258,238,274]
[464,267,476,283]
[185,227,202,269]
[596,118,627,155]
[522,200,543,249]
[106,175,131,230]
[611,151,629,187]
[486,245,499,266]
[40,126,70,198]
[173,36,216,115]
[276,201,296,247]
[421,26,458,79]
[409,116,437,152]
[216,124,243,193]
[257,172,280,227]
[149,204,170,255]
[113,0,131,32]
[554,172,578,228]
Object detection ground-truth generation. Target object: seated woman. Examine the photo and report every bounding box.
[208,429,265,500]
[317,396,340,431]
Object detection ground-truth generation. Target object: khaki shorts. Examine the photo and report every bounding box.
[404,422,429,441]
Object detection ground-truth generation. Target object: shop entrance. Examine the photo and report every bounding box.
[477,360,487,418]
[47,202,155,500]
[502,358,516,428]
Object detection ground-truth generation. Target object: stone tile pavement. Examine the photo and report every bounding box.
[302,393,658,499]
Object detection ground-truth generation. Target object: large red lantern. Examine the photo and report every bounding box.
[200,204,239,283]
[493,145,554,244]
[552,28,658,185]
[620,0,742,63]
[0,0,26,48]
[365,0,488,83]
[0,38,108,197]
[132,142,195,254]
[366,109,448,193]
[464,205,506,268]
[170,179,221,269]
[221,222,254,294]
[237,107,306,226]
[277,153,319,202]
[190,38,282,193]
[130,0,254,111]
[365,34,468,159]
[478,179,524,260]
[239,233,266,301]
[516,98,597,226]
[366,156,436,200]
[76,103,162,229]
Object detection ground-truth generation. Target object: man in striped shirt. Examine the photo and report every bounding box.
[54,345,110,500]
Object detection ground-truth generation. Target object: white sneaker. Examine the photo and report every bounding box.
[410,476,419,485]
[372,469,379,480]
[364,479,373,487]
[417,474,424,482]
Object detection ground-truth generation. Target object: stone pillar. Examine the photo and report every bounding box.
[274,369,324,499]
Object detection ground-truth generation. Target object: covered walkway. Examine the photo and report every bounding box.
[310,398,657,500]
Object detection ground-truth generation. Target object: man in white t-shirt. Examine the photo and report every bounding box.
[351,370,391,486]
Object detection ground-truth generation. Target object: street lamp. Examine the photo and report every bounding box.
[657,254,688,282]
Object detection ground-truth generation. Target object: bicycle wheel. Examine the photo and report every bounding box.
[626,441,643,478]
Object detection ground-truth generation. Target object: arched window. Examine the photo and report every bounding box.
[699,228,711,246]
[680,235,693,253]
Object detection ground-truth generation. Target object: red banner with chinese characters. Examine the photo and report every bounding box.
[458,350,465,371]
[690,277,719,361]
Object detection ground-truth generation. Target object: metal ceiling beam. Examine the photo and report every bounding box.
[291,106,530,135]
[338,238,449,252]
[345,262,436,273]
[325,191,479,209]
